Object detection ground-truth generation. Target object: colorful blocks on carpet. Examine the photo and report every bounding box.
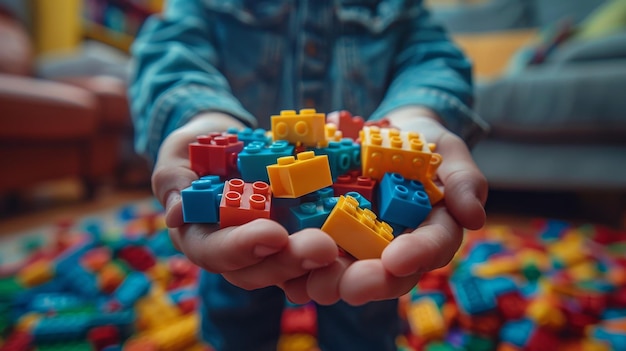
[321,195,393,260]
[267,151,333,198]
[378,172,431,229]
[181,175,224,224]
[219,179,272,228]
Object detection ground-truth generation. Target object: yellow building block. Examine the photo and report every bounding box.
[321,195,393,260]
[135,287,181,331]
[526,296,565,329]
[267,151,333,198]
[17,260,54,287]
[143,314,199,351]
[278,333,319,351]
[473,256,521,278]
[271,109,326,147]
[359,126,443,204]
[406,297,446,341]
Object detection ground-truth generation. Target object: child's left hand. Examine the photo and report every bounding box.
[280,107,488,306]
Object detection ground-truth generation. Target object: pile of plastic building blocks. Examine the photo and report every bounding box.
[0,200,213,351]
[395,219,626,351]
[181,109,441,259]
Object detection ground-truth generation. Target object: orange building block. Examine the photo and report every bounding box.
[219,179,272,228]
[271,109,326,147]
[321,195,393,260]
[267,151,332,198]
[359,126,443,204]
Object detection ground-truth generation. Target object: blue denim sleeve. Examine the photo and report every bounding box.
[369,3,490,147]
[128,0,257,163]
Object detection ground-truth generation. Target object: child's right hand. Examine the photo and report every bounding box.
[151,112,338,291]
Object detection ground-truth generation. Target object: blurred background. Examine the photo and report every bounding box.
[1,0,625,227]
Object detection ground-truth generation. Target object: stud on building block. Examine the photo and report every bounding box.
[332,171,376,202]
[267,151,333,198]
[314,138,361,181]
[181,175,224,224]
[219,179,272,228]
[226,127,271,146]
[321,195,393,260]
[271,109,326,147]
[407,297,446,341]
[288,197,338,233]
[360,126,443,204]
[237,140,294,183]
[378,173,432,229]
[326,110,364,141]
[188,133,243,178]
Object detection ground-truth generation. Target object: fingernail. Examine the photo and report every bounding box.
[253,245,281,258]
[302,259,328,270]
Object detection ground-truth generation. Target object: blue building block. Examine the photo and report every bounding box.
[313,139,361,181]
[59,265,101,299]
[181,175,224,223]
[449,274,497,315]
[270,197,301,229]
[113,272,151,308]
[227,127,272,146]
[33,314,92,343]
[237,140,294,183]
[288,197,338,233]
[500,319,535,348]
[29,293,88,314]
[54,237,97,273]
[592,326,626,351]
[377,173,431,229]
[147,229,180,258]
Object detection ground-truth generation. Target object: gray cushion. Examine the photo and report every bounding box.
[475,60,626,141]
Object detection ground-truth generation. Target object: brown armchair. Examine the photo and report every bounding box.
[0,9,133,202]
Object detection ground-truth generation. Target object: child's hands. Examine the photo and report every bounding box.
[152,112,338,290]
[285,107,488,306]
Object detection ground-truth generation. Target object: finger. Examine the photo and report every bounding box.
[280,274,312,305]
[381,206,462,277]
[222,228,338,290]
[152,133,198,228]
[437,133,488,230]
[338,260,420,306]
[307,258,351,305]
[175,219,289,273]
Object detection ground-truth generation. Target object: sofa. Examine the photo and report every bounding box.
[0,7,135,205]
[431,0,626,223]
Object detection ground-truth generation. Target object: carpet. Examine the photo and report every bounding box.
[1,197,625,351]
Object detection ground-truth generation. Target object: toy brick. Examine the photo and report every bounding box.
[87,325,120,350]
[227,127,271,146]
[237,140,294,183]
[113,272,152,308]
[288,197,338,233]
[181,175,224,224]
[496,290,527,320]
[332,171,376,202]
[449,275,497,315]
[267,151,333,198]
[188,133,243,178]
[343,191,371,210]
[33,314,92,343]
[271,109,326,147]
[314,138,361,181]
[321,195,394,260]
[500,319,535,348]
[406,297,446,341]
[117,245,156,272]
[323,123,343,143]
[219,179,272,228]
[360,126,444,204]
[378,172,432,229]
[326,110,364,141]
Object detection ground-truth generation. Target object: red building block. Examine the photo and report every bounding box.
[88,325,120,351]
[0,330,32,351]
[496,290,527,320]
[332,171,376,203]
[326,110,364,141]
[189,133,244,177]
[281,304,317,336]
[117,245,156,271]
[220,179,272,228]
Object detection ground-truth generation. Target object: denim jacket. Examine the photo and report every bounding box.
[129,0,489,163]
